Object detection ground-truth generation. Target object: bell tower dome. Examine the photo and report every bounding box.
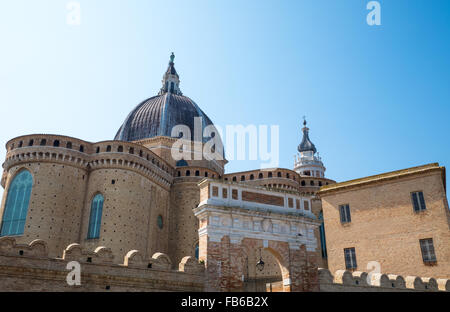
[294,118,326,178]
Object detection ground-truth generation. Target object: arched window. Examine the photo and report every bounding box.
[53,140,60,147]
[195,243,199,260]
[66,142,72,149]
[258,173,263,179]
[87,194,104,239]
[268,172,273,178]
[250,174,254,180]
[106,145,111,152]
[277,172,282,178]
[0,170,33,236]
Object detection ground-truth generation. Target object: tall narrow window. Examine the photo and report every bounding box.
[195,243,199,260]
[319,211,327,259]
[339,204,351,223]
[87,194,104,239]
[344,247,357,270]
[419,238,437,264]
[0,170,33,236]
[411,191,426,212]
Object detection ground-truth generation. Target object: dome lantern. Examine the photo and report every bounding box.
[159,52,182,96]
[297,118,317,154]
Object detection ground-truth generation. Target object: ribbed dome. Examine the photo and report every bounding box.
[114,92,216,143]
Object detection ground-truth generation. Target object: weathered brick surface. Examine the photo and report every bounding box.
[241,191,284,206]
[319,166,450,279]
[201,235,317,292]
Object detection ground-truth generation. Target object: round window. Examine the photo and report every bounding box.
[157,215,163,229]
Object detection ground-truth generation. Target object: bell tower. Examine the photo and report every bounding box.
[294,118,326,178]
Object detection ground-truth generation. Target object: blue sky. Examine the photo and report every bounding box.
[0,0,449,194]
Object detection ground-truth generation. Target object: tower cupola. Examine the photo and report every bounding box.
[159,52,182,95]
[294,118,326,178]
[298,119,317,154]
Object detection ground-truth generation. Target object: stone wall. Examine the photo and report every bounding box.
[1,134,173,259]
[318,268,450,292]
[319,164,450,279]
[0,237,204,292]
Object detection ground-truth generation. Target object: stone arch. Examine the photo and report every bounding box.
[263,246,290,281]
[239,238,290,292]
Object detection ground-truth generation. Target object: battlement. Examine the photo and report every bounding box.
[318,268,450,292]
[0,237,204,292]
[3,134,175,189]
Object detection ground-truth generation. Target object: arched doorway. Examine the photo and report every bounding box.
[242,247,284,291]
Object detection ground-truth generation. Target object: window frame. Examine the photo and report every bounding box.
[344,247,357,270]
[411,191,427,212]
[87,193,104,240]
[419,238,437,265]
[339,204,351,224]
[0,170,33,237]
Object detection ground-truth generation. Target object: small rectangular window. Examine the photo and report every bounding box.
[419,238,437,264]
[212,186,219,197]
[339,204,351,223]
[344,247,357,270]
[303,201,310,211]
[411,191,426,212]
[288,198,293,208]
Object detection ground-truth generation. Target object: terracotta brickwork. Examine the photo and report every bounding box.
[168,177,203,267]
[318,268,449,292]
[318,163,450,279]
[195,180,321,292]
[241,191,284,206]
[199,235,319,292]
[0,237,204,292]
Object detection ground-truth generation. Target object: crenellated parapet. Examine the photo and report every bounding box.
[3,134,174,189]
[318,268,450,292]
[0,237,204,292]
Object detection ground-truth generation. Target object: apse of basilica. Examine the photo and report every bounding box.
[0,54,448,292]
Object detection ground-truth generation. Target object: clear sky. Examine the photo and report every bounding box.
[0,1,449,198]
